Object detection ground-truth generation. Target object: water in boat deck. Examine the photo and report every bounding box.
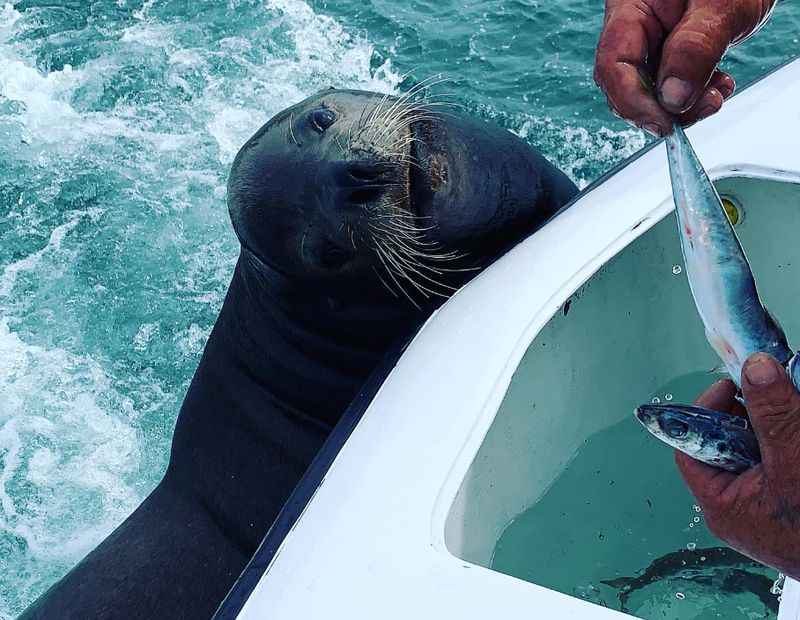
[0,0,797,617]
[492,371,779,619]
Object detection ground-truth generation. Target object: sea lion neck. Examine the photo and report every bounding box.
[211,251,427,427]
[164,253,427,552]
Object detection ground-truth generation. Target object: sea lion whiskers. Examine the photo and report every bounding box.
[369,222,446,260]
[379,74,450,121]
[372,227,448,298]
[370,217,465,260]
[376,235,465,276]
[373,241,420,308]
[371,265,400,299]
[288,112,300,147]
[363,90,396,136]
[369,221,462,297]
[372,213,438,238]
[348,76,451,151]
[375,237,450,300]
[363,81,429,137]
[373,214,445,241]
[372,101,452,147]
[369,104,423,145]
[371,222,441,248]
[333,134,346,155]
[384,250,457,297]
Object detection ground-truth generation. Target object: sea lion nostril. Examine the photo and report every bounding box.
[320,238,353,269]
[348,186,384,205]
[347,162,383,183]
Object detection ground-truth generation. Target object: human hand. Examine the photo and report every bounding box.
[594,0,776,136]
[677,352,800,579]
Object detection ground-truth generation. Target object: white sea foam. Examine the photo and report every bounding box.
[133,322,160,351]
[0,209,102,297]
[514,117,646,188]
[0,321,140,564]
[201,0,401,163]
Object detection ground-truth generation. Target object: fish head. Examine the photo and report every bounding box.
[635,403,760,472]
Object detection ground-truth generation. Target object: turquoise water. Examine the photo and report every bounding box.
[492,372,779,619]
[0,0,797,616]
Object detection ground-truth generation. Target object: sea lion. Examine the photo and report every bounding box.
[20,88,578,619]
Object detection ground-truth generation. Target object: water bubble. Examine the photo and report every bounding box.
[689,523,695,528]
[693,505,702,513]
[672,265,683,275]
[665,393,673,401]
[675,592,686,600]
[693,516,701,523]
[700,556,707,562]
[651,397,661,404]
[687,543,696,551]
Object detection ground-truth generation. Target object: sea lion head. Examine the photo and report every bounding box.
[227,88,577,305]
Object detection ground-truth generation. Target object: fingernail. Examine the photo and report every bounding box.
[660,77,693,112]
[696,104,718,121]
[744,354,781,386]
[642,123,664,138]
[718,83,734,99]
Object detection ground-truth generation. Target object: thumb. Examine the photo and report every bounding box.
[656,6,735,113]
[741,353,800,474]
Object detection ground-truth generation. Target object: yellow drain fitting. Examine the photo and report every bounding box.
[721,196,741,226]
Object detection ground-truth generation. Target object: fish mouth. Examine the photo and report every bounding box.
[635,404,696,440]
[634,406,653,425]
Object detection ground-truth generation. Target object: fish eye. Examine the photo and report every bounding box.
[662,418,690,439]
[309,108,337,133]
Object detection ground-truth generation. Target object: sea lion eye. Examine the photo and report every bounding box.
[662,418,690,439]
[309,108,337,133]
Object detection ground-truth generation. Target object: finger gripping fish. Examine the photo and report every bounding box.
[635,125,800,471]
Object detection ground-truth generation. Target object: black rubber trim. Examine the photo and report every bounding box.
[211,332,417,619]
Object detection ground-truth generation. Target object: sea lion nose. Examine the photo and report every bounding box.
[330,161,395,208]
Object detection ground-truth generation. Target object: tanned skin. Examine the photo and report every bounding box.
[678,354,800,581]
[594,0,777,136]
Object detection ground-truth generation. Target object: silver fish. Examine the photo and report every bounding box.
[636,403,760,472]
[636,125,797,470]
[666,124,792,383]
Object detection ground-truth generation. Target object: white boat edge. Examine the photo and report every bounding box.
[229,58,800,620]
